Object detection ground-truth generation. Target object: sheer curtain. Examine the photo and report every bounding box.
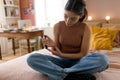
[35,0,68,28]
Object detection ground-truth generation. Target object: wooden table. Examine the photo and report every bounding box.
[0,30,44,60]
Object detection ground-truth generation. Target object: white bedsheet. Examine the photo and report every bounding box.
[0,49,120,80]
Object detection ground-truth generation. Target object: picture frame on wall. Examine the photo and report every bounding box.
[5,0,14,5]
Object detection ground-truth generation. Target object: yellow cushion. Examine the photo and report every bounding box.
[91,25,101,34]
[90,26,118,50]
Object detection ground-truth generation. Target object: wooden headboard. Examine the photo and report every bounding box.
[85,19,120,29]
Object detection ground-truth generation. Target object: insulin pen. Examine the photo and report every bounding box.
[44,36,48,49]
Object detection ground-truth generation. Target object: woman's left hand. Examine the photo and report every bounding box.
[89,49,97,53]
[48,46,62,56]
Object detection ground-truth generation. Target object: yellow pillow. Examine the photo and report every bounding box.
[91,25,101,34]
[108,29,118,41]
[90,26,118,50]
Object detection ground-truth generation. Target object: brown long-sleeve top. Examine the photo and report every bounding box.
[54,21,91,59]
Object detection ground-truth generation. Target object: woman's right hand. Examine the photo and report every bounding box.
[42,35,55,48]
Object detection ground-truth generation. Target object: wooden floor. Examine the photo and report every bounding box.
[0,50,28,63]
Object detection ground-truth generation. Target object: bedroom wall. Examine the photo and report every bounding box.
[86,0,120,20]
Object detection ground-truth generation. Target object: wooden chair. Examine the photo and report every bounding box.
[19,38,37,55]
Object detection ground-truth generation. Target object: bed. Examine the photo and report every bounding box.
[0,19,120,80]
[0,49,120,80]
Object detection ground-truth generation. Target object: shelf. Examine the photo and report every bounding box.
[4,5,19,8]
[2,0,20,26]
[5,16,20,19]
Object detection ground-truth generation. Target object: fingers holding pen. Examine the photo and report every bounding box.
[42,35,55,48]
[42,35,48,48]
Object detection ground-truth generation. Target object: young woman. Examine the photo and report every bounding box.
[27,0,109,80]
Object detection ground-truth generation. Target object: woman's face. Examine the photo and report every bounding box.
[64,10,82,26]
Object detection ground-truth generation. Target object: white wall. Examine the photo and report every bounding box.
[86,0,120,20]
[43,27,54,40]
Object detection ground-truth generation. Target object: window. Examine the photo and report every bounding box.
[35,0,67,28]
[35,0,46,28]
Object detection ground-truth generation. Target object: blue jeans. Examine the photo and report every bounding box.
[27,52,109,80]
